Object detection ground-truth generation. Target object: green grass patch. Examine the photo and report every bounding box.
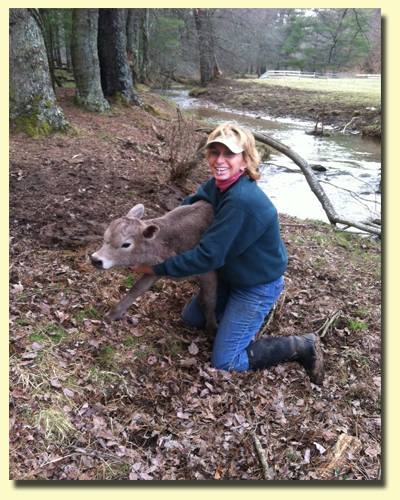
[29,323,68,344]
[123,275,135,288]
[97,345,117,368]
[74,306,101,323]
[247,77,380,98]
[16,317,30,326]
[89,366,121,385]
[354,306,370,319]
[123,336,141,348]
[347,319,368,332]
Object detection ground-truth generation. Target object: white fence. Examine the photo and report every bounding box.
[260,70,381,80]
[356,74,381,79]
[260,70,316,79]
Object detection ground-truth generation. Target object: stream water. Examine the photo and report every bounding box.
[159,88,381,227]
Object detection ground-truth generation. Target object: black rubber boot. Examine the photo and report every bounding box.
[246,333,324,384]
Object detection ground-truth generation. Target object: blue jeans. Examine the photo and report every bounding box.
[181,275,285,371]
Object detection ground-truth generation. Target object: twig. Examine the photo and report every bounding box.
[258,290,286,337]
[342,116,357,134]
[252,433,275,480]
[40,453,77,468]
[316,309,342,338]
[280,222,315,227]
[258,306,275,337]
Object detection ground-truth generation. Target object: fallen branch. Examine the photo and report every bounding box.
[252,433,275,480]
[342,116,357,134]
[258,290,286,337]
[317,433,362,479]
[316,310,342,338]
[196,127,381,237]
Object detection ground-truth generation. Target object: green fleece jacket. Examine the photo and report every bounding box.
[153,175,288,286]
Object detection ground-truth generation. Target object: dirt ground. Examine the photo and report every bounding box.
[9,87,381,480]
[195,78,381,137]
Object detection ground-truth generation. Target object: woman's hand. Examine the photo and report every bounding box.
[131,264,155,275]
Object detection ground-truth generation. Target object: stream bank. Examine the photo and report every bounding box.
[157,85,381,228]
[189,77,381,138]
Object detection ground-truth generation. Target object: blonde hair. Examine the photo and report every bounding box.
[206,123,261,180]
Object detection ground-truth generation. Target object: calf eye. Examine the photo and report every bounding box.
[121,242,131,248]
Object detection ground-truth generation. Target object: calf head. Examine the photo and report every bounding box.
[91,204,160,270]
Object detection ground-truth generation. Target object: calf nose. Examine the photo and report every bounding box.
[91,255,104,269]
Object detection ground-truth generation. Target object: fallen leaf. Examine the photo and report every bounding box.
[63,388,75,398]
[21,352,37,360]
[188,342,199,355]
[147,355,157,365]
[314,442,327,455]
[50,378,62,389]
[214,467,223,480]
[11,283,24,293]
[364,446,380,458]
[177,411,190,419]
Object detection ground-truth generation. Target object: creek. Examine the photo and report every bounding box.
[159,87,381,228]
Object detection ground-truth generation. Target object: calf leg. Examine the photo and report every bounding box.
[106,274,159,321]
[198,271,218,335]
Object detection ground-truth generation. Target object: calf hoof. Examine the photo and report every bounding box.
[105,308,125,322]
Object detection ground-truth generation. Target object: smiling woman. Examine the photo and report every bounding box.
[138,122,325,383]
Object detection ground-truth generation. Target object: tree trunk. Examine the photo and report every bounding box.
[193,9,214,87]
[71,9,110,112]
[98,8,142,105]
[54,17,62,67]
[206,12,222,79]
[138,9,150,83]
[9,8,68,136]
[126,8,139,80]
[37,9,56,91]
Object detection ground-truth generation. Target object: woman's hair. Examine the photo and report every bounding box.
[206,123,261,180]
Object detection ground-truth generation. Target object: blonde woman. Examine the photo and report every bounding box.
[135,123,324,384]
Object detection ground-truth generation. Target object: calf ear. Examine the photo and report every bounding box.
[127,204,145,219]
[143,224,159,239]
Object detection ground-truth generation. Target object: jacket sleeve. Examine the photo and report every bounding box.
[153,202,265,278]
[180,180,214,206]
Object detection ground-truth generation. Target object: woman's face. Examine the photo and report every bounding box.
[207,143,246,181]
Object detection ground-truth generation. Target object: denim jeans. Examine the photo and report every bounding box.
[181,275,285,371]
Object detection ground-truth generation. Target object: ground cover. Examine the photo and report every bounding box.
[9,87,381,480]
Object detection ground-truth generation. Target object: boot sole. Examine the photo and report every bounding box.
[309,334,324,385]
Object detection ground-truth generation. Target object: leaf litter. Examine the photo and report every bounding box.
[9,87,381,480]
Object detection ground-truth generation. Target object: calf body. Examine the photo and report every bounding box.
[91,201,217,333]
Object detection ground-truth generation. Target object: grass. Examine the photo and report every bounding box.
[347,319,368,332]
[123,274,135,288]
[35,408,76,442]
[74,306,101,323]
[243,77,381,110]
[29,323,68,344]
[97,345,118,368]
[246,77,380,98]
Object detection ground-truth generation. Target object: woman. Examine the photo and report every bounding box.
[135,123,324,384]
